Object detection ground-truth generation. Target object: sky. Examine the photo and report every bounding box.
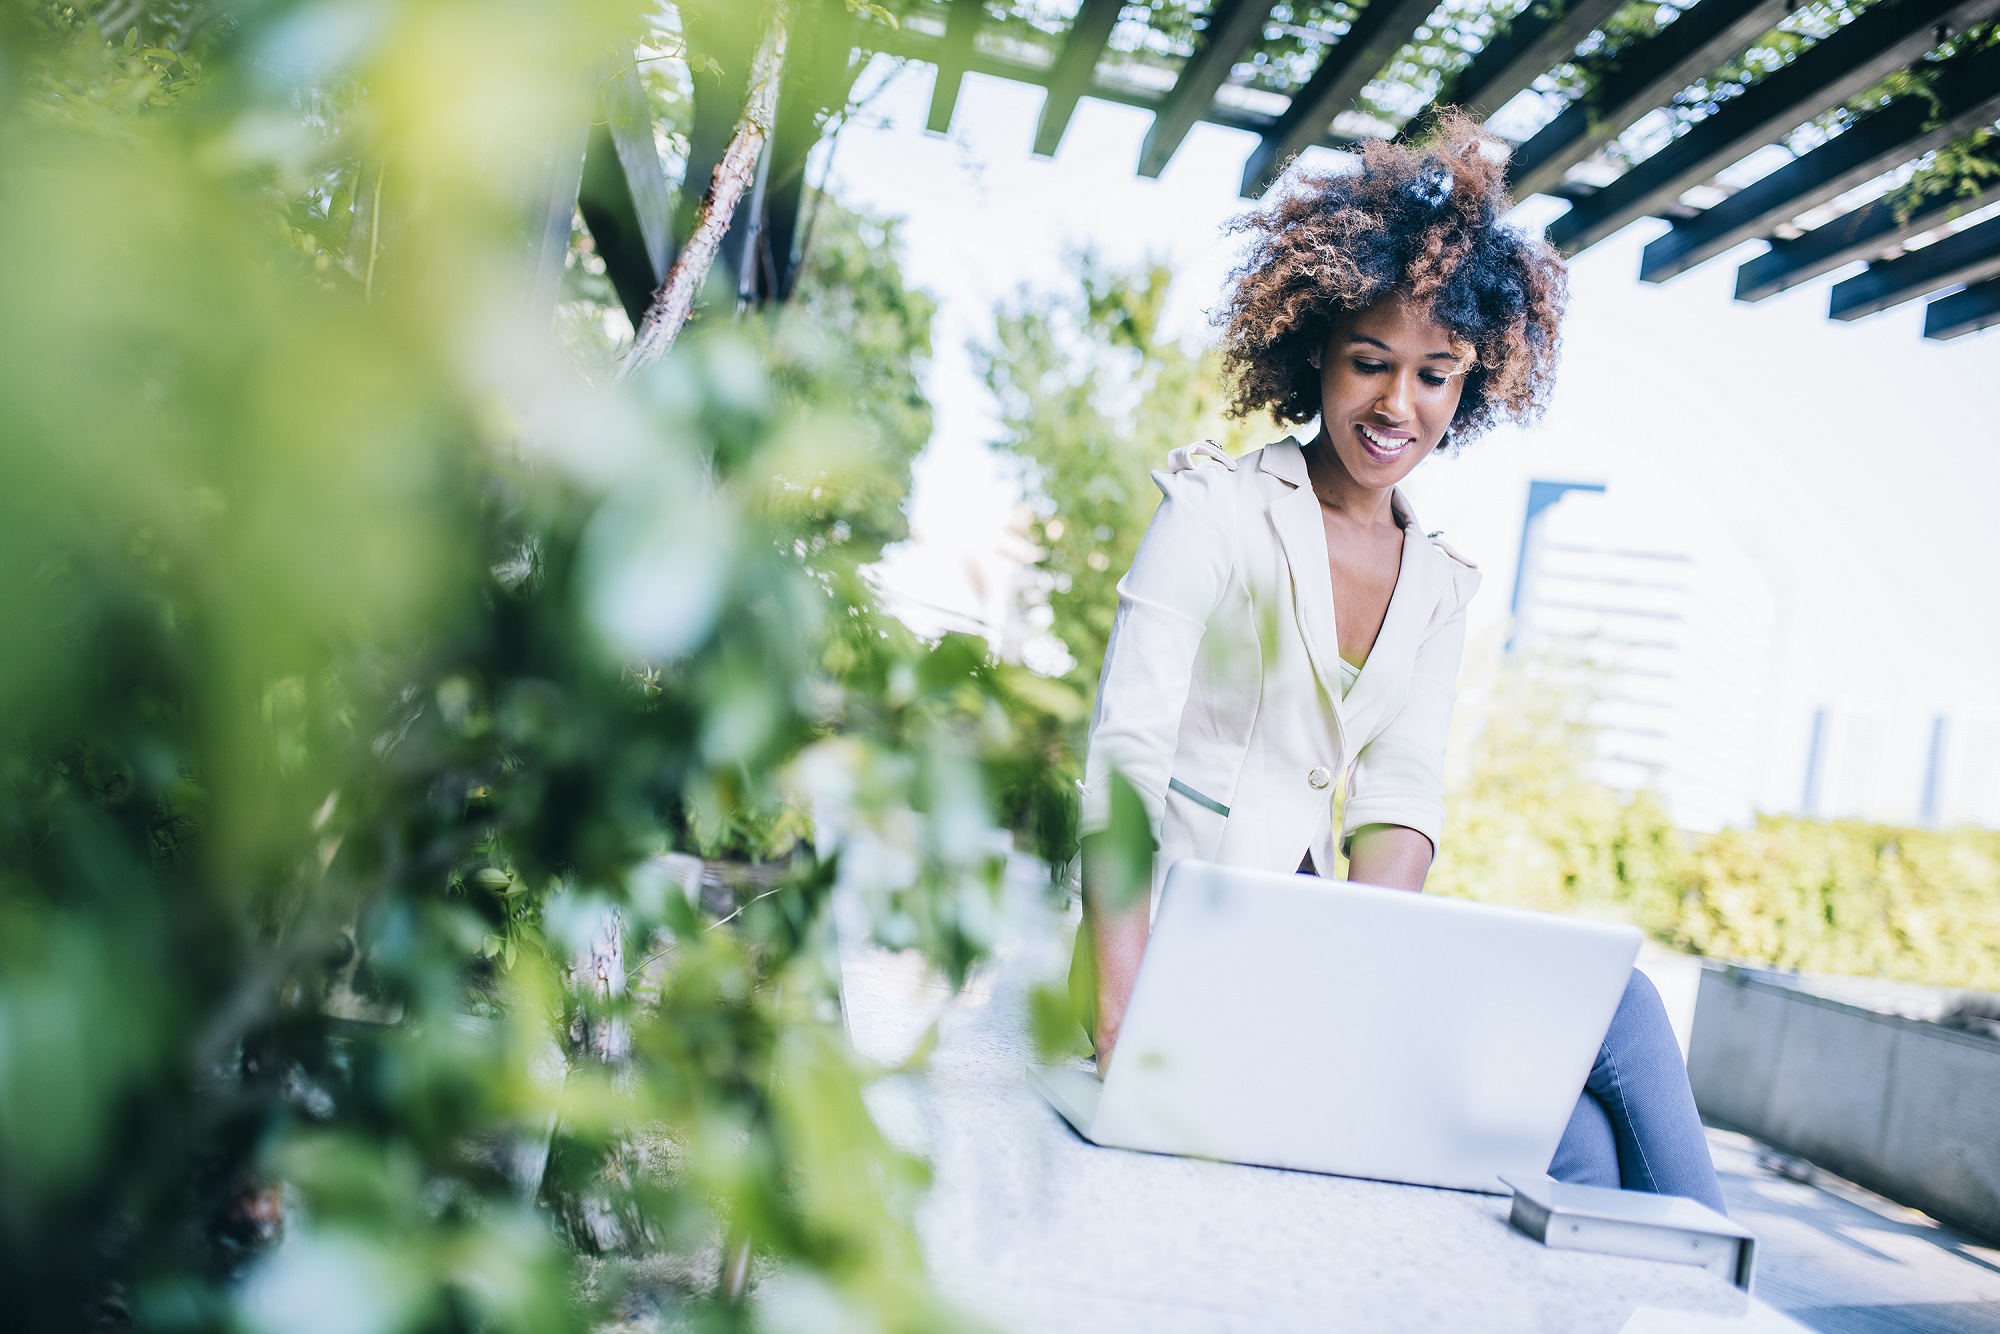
[814,56,2000,819]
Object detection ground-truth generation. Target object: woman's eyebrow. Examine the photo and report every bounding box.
[1347,332,1456,359]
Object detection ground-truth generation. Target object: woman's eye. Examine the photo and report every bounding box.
[1351,359,1387,373]
[1420,372,1448,386]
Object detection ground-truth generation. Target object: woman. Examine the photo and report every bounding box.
[1075,114,1725,1212]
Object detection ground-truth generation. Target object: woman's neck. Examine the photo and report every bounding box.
[1305,430,1399,527]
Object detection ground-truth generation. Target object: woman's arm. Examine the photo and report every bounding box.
[1345,823,1434,891]
[1081,844,1151,1064]
[1077,455,1238,1070]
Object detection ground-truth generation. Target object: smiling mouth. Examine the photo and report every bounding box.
[1355,422,1414,463]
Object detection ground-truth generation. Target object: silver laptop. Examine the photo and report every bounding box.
[1029,859,1641,1194]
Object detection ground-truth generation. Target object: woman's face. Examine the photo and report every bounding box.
[1310,296,1466,490]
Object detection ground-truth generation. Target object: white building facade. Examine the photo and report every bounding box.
[1509,481,1779,832]
[1800,705,2000,828]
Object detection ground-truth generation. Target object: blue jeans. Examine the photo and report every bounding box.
[1548,970,1727,1214]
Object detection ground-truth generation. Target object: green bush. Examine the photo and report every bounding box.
[1431,659,2000,989]
[979,255,1277,878]
[0,6,1039,1330]
[1680,818,2000,989]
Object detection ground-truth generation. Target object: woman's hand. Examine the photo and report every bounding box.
[1078,822,1153,1073]
[1345,823,1434,892]
[1085,891,1150,1072]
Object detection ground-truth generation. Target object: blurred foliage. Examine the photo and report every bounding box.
[774,202,940,552]
[976,256,1272,874]
[1882,25,2000,221]
[1035,775,1161,1062]
[1431,658,2000,990]
[1680,817,2000,989]
[560,199,937,585]
[1427,659,1728,930]
[1891,125,2000,223]
[1368,0,1530,125]
[982,256,1269,692]
[1578,0,1994,203]
[1570,0,1881,167]
[0,3,1050,1331]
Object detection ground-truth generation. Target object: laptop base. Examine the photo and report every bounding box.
[1027,1063,1102,1140]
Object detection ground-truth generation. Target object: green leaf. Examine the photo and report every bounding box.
[844,1,900,28]
[1028,977,1091,1062]
[1082,773,1156,914]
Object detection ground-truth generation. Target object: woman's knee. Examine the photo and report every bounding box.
[1590,967,1692,1110]
[1607,969,1678,1055]
[1549,1090,1620,1188]
[1616,968,1666,1024]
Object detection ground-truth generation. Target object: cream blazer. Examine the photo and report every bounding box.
[1078,437,1480,892]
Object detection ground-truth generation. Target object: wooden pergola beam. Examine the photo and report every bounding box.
[1403,0,1628,142]
[762,2,859,302]
[870,24,1361,152]
[1240,0,1445,197]
[578,129,657,326]
[1923,271,2000,337]
[1033,0,1125,157]
[1829,213,2000,320]
[928,0,986,134]
[1546,0,1992,255]
[1508,0,1789,200]
[1139,0,1279,178]
[578,56,679,325]
[605,57,676,282]
[659,1,2000,339]
[1641,40,2000,284]
[1734,145,2000,302]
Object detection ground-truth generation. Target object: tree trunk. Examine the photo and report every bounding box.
[558,903,639,1254]
[620,0,794,378]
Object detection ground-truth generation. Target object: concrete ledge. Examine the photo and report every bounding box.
[835,873,1808,1332]
[1687,965,2000,1243]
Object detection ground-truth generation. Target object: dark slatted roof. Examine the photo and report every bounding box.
[864,0,2000,342]
[582,0,2000,341]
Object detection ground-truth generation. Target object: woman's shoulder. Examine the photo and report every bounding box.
[1424,530,1478,572]
[1421,530,1483,606]
[1151,438,1233,503]
[1391,488,1483,607]
[1162,439,1238,475]
[1154,438,1296,496]
[1149,439,1280,535]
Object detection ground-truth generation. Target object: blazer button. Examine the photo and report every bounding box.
[1307,766,1332,790]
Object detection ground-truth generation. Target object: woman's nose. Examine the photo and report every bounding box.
[1379,373,1416,420]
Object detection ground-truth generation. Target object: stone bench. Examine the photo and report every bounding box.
[838,882,1808,1333]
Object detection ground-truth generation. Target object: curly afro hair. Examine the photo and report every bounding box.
[1217,111,1567,446]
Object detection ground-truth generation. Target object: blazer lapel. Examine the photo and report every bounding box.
[1263,442,1349,728]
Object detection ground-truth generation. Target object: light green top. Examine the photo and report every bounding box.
[1339,658,1362,698]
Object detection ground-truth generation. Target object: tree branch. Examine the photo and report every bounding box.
[620,0,794,378]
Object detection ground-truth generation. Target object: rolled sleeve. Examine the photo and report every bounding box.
[1340,587,1471,855]
[1080,462,1235,839]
